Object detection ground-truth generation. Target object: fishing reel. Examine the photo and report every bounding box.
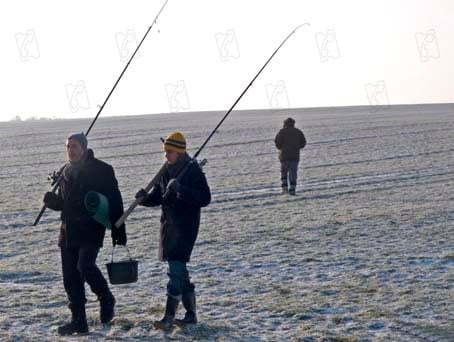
[48,170,61,186]
[198,158,207,169]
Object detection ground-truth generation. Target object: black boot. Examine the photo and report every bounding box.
[99,290,116,324]
[57,303,88,336]
[175,292,197,326]
[153,296,179,330]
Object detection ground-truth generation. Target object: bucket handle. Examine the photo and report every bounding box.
[111,245,134,263]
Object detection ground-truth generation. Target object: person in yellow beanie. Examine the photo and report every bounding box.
[162,131,187,154]
[135,131,211,330]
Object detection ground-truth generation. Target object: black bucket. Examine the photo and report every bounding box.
[106,246,138,285]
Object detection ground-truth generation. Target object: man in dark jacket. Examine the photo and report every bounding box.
[135,131,211,330]
[43,133,127,335]
[275,117,307,195]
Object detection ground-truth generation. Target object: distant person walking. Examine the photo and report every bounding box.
[135,132,211,330]
[43,133,127,335]
[274,117,307,195]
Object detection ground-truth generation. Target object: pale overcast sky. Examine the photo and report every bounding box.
[1,0,453,121]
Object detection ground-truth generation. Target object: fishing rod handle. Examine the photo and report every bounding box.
[33,204,47,226]
[115,197,143,229]
[33,172,64,226]
[114,163,167,228]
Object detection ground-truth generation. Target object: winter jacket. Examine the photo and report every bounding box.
[46,149,126,248]
[140,155,211,262]
[274,126,306,161]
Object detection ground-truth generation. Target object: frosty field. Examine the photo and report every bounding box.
[0,104,453,341]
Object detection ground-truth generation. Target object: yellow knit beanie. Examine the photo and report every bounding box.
[163,131,186,153]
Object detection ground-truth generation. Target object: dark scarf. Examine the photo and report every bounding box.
[62,150,89,182]
[165,152,191,180]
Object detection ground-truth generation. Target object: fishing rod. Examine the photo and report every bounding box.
[115,23,310,228]
[33,0,170,226]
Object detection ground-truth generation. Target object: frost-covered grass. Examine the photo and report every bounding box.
[0,104,453,341]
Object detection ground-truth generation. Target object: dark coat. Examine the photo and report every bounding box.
[46,149,126,248]
[275,126,306,161]
[141,156,211,262]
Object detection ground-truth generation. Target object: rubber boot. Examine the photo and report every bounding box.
[289,185,296,196]
[57,303,88,336]
[99,290,116,324]
[153,296,179,330]
[174,292,197,326]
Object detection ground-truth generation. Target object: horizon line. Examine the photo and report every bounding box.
[3,101,453,123]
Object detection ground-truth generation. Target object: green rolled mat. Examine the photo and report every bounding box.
[84,191,111,230]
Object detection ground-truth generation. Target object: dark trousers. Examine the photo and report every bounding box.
[166,261,195,299]
[60,245,110,306]
[280,160,299,189]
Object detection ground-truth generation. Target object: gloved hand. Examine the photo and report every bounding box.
[43,191,58,204]
[135,188,148,199]
[166,179,180,194]
[112,224,127,246]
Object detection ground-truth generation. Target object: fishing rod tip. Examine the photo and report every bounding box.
[294,23,310,32]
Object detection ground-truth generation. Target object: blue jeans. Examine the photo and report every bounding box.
[167,261,195,299]
[280,160,299,189]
